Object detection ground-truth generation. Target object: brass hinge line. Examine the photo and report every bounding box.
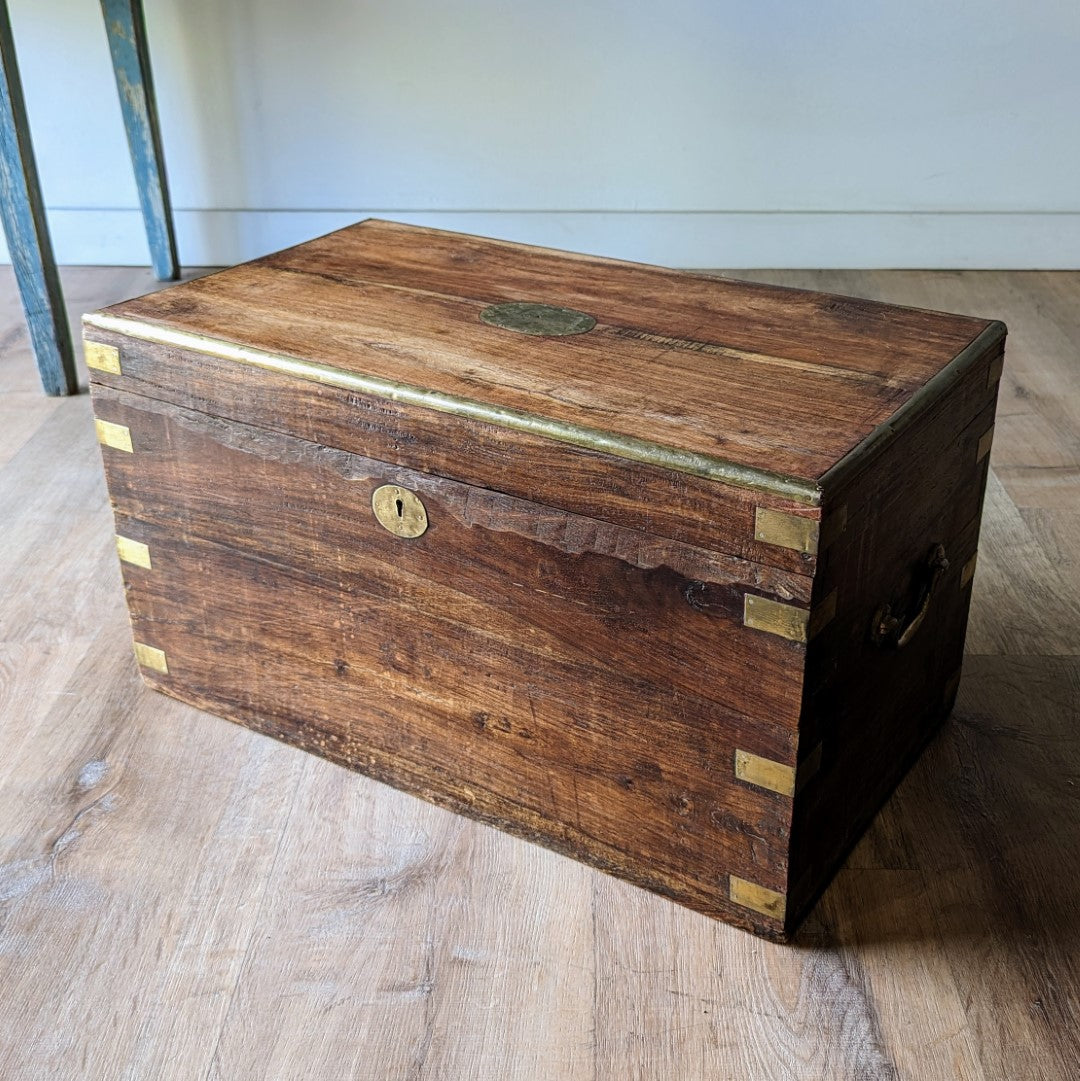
[81,314,824,505]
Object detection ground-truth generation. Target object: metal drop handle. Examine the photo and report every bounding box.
[870,543,949,649]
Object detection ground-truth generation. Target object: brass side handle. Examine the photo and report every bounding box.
[870,543,949,649]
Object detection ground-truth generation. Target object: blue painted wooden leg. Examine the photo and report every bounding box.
[0,0,77,396]
[100,0,179,281]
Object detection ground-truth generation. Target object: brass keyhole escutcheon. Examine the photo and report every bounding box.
[372,484,428,539]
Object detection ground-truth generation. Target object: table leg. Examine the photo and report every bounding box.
[101,0,179,282]
[0,0,77,396]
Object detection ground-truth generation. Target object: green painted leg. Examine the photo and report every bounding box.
[101,0,179,281]
[0,0,77,396]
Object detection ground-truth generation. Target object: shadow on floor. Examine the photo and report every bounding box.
[796,651,1080,951]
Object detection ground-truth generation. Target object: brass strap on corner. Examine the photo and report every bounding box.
[95,418,133,453]
[85,340,121,374]
[729,875,786,921]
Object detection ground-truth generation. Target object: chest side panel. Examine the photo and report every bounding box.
[787,331,1006,925]
[92,381,815,938]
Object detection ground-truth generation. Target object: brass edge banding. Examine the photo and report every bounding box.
[81,313,823,505]
[94,418,133,453]
[729,875,787,921]
[754,508,820,555]
[819,322,1008,495]
[115,535,151,569]
[84,340,121,374]
[987,354,1005,388]
[976,425,995,463]
[743,594,810,643]
[961,552,978,589]
[734,749,796,797]
[133,641,168,674]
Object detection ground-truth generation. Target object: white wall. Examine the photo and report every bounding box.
[4,0,1079,268]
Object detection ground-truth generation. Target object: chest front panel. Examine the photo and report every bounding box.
[93,382,813,937]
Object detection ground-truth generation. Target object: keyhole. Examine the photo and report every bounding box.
[372,484,427,538]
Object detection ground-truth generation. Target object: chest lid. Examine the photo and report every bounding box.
[84,220,1004,545]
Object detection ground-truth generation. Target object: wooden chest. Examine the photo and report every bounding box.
[84,221,1006,940]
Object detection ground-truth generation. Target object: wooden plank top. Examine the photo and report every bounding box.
[87,220,1002,496]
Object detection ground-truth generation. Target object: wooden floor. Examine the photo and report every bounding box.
[1,266,1077,1081]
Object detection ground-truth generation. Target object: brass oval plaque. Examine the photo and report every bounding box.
[372,484,428,539]
[480,301,596,337]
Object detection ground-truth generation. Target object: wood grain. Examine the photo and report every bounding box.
[84,226,1002,941]
[82,328,828,573]
[0,266,1076,1079]
[92,219,995,484]
[92,385,803,935]
[783,338,1003,922]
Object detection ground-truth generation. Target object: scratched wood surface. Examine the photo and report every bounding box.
[79,325,826,573]
[83,228,1002,941]
[98,220,995,483]
[91,382,807,937]
[1,265,1077,1079]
